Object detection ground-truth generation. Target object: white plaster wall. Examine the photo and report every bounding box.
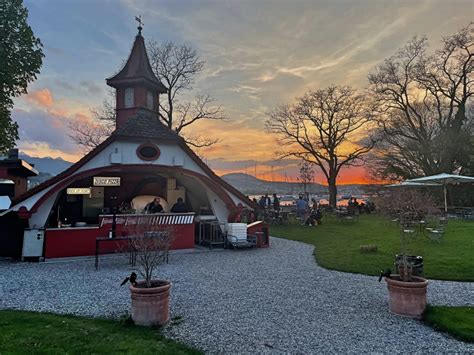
[73,141,208,176]
[29,192,58,228]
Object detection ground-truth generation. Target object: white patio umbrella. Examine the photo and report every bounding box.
[385,181,441,188]
[406,173,474,212]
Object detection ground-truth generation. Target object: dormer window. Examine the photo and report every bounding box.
[147,91,154,110]
[124,87,134,108]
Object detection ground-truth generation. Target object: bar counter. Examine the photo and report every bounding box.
[44,212,196,258]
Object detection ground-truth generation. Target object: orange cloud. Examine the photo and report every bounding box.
[19,142,82,163]
[25,88,54,108]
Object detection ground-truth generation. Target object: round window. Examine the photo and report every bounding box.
[137,143,160,161]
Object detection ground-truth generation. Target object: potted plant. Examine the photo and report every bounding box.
[376,189,438,318]
[122,217,174,326]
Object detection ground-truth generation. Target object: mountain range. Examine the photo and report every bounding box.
[20,153,73,176]
[220,173,365,196]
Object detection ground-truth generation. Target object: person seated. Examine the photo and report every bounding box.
[313,207,323,225]
[170,197,188,213]
[118,201,132,214]
[306,206,322,226]
[145,197,164,213]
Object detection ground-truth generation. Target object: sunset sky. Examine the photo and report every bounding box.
[13,0,472,184]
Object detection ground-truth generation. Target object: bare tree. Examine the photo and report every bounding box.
[375,189,439,281]
[124,216,175,288]
[368,23,473,180]
[148,41,227,147]
[298,160,314,195]
[68,91,115,153]
[266,85,375,207]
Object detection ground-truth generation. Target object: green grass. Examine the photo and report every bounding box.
[0,310,200,354]
[271,214,474,281]
[424,305,474,343]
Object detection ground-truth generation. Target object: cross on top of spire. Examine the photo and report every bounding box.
[135,15,144,35]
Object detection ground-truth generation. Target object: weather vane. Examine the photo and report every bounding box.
[135,15,144,35]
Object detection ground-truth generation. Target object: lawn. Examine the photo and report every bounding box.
[271,214,474,281]
[424,305,474,343]
[0,310,200,354]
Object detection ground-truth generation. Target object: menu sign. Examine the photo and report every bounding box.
[93,176,121,186]
[67,188,91,195]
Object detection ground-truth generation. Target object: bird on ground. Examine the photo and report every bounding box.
[378,268,392,282]
[120,272,137,286]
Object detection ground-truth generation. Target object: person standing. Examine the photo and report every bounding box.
[273,193,280,212]
[273,193,281,223]
[296,195,308,225]
[264,194,271,207]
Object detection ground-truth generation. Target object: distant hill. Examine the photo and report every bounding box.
[221,173,369,196]
[20,153,73,176]
[221,173,326,195]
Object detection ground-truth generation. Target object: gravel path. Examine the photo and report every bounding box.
[0,237,472,353]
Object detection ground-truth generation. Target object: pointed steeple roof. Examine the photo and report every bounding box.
[106,28,167,93]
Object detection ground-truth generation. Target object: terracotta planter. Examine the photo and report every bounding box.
[385,275,428,319]
[129,280,171,326]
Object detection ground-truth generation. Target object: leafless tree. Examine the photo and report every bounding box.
[298,160,314,194]
[124,216,175,288]
[148,41,227,147]
[375,188,439,281]
[368,23,473,180]
[266,85,375,207]
[68,91,115,153]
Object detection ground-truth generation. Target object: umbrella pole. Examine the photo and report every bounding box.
[444,184,447,214]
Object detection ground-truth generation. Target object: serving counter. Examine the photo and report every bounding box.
[44,212,196,258]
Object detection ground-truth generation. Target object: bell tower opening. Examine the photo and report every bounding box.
[106,21,167,129]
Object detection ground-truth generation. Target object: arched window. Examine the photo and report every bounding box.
[147,91,154,110]
[124,87,134,108]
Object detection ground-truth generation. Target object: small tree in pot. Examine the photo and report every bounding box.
[123,216,175,326]
[376,189,438,318]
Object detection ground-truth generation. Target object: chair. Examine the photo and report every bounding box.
[425,227,445,242]
[463,209,473,220]
[424,218,447,243]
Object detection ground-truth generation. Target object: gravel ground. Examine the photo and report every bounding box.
[0,237,473,353]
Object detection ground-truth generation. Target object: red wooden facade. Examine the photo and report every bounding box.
[44,214,195,258]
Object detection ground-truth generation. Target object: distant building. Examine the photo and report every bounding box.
[0,149,38,201]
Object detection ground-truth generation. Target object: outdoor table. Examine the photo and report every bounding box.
[335,209,348,220]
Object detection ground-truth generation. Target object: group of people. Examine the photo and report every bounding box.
[253,193,281,222]
[252,193,322,226]
[256,193,280,211]
[296,195,322,226]
[145,197,189,214]
[347,197,376,215]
